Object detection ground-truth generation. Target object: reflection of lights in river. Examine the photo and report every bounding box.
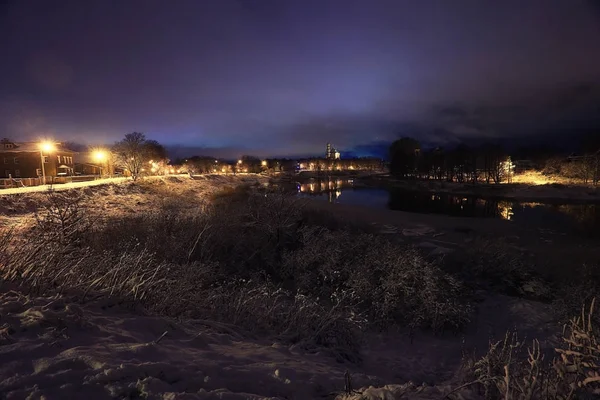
[298,179,352,196]
[498,202,514,220]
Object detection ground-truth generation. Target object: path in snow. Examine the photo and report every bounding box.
[0,177,130,195]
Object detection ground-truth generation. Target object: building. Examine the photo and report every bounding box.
[326,143,341,160]
[0,139,75,179]
[74,151,115,176]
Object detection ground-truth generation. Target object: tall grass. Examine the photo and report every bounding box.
[1,189,472,363]
[454,300,600,399]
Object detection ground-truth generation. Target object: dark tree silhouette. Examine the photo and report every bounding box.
[186,156,218,174]
[241,155,262,173]
[389,137,421,178]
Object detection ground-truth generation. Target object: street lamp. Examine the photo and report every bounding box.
[93,150,107,177]
[39,142,56,185]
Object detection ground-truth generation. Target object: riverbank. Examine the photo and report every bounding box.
[303,199,600,282]
[359,175,600,203]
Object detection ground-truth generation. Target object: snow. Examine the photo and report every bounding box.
[0,177,130,195]
[0,287,359,399]
[0,285,558,399]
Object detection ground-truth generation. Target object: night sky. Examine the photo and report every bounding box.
[1,0,600,158]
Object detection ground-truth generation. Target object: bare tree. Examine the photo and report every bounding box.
[113,132,165,181]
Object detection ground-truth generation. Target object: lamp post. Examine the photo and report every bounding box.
[93,150,107,178]
[39,142,56,185]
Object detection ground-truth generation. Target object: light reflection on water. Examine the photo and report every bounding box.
[295,178,599,234]
[297,179,351,204]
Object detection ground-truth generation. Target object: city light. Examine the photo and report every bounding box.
[261,160,267,166]
[237,160,242,164]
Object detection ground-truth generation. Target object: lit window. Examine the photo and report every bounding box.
[13,157,19,164]
[14,170,20,177]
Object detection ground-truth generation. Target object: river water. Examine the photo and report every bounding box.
[296,178,600,236]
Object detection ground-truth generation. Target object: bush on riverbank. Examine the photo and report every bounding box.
[444,237,553,301]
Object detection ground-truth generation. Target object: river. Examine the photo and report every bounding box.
[295,178,600,236]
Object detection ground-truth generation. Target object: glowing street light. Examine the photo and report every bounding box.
[261,160,267,167]
[92,150,108,177]
[237,159,242,164]
[39,141,56,185]
[40,142,55,153]
[93,150,107,162]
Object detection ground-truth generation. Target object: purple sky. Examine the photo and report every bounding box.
[1,0,600,158]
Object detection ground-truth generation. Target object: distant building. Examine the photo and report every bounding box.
[326,143,341,160]
[0,139,75,178]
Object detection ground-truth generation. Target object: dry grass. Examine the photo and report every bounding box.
[453,300,600,399]
[0,187,473,364]
[511,171,574,186]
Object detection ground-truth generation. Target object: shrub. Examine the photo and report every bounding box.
[282,226,471,333]
[446,238,551,300]
[553,263,600,326]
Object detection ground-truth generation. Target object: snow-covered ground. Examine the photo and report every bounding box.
[0,177,130,195]
[0,284,558,399]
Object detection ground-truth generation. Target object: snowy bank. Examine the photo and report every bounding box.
[0,285,559,399]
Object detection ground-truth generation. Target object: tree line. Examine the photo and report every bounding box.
[389,138,511,184]
[389,133,600,185]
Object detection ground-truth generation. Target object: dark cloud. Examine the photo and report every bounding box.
[1,0,600,157]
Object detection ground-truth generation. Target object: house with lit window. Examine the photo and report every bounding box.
[0,139,75,179]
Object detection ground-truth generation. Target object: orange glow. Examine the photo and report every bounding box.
[39,142,55,153]
[93,150,107,162]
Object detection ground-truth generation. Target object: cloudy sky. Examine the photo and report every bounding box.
[1,0,599,158]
